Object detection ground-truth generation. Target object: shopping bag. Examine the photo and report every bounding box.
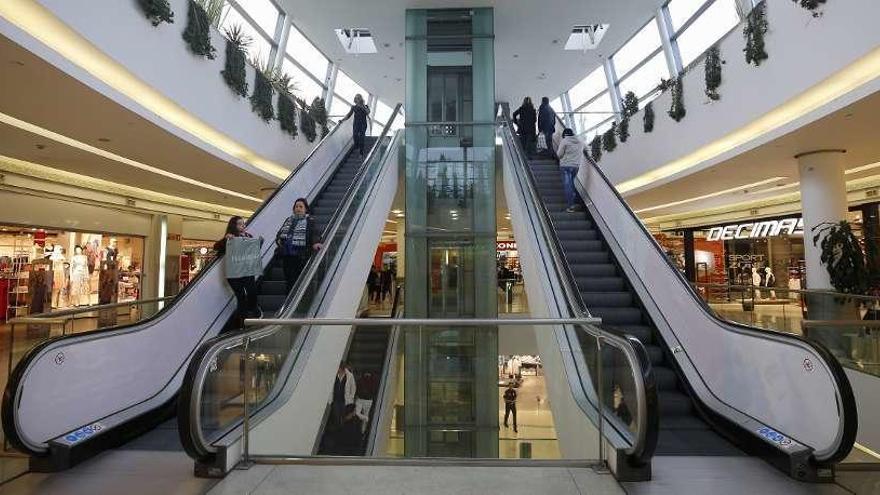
[536,133,548,152]
[225,237,262,279]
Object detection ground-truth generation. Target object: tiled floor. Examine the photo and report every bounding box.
[208,464,625,495]
[498,375,561,459]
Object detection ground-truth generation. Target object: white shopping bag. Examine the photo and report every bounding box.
[225,237,262,279]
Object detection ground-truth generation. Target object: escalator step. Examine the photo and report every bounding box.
[653,366,680,391]
[580,291,631,307]
[658,391,694,416]
[608,324,654,344]
[552,219,593,230]
[655,429,743,456]
[564,251,608,264]
[570,263,615,277]
[562,240,604,252]
[589,307,643,325]
[260,280,287,296]
[644,344,664,365]
[574,277,624,291]
[258,294,286,312]
[556,229,598,241]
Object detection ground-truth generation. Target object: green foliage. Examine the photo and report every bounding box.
[602,123,617,153]
[195,0,227,27]
[590,135,602,162]
[221,25,249,97]
[299,98,318,142]
[617,116,630,143]
[792,0,826,17]
[643,101,655,133]
[705,46,723,101]
[276,74,299,138]
[250,60,276,122]
[812,221,868,294]
[622,91,639,118]
[138,0,174,26]
[309,98,330,138]
[744,3,769,67]
[667,76,686,122]
[182,0,215,59]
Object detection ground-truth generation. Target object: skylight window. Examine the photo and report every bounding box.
[335,28,378,54]
[564,24,610,51]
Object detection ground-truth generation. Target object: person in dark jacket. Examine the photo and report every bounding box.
[367,265,380,304]
[537,96,557,158]
[512,97,537,157]
[345,94,371,157]
[215,216,260,324]
[275,198,322,291]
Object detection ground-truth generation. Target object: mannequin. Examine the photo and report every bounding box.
[751,267,762,301]
[103,238,119,263]
[50,245,67,308]
[70,245,90,306]
[763,267,777,299]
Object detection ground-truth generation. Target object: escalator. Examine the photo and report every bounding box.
[1,115,383,469]
[499,119,857,481]
[177,108,403,474]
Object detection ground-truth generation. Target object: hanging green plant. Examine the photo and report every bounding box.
[792,0,826,17]
[667,76,686,122]
[299,98,318,142]
[276,74,299,139]
[138,0,174,26]
[220,25,249,98]
[812,220,868,294]
[602,123,617,153]
[617,117,630,143]
[309,98,330,138]
[643,101,655,133]
[194,0,227,27]
[705,46,724,101]
[622,91,640,118]
[590,135,602,162]
[744,3,769,67]
[250,60,277,122]
[182,0,215,59]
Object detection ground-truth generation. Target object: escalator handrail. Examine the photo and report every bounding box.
[178,106,403,460]
[579,147,857,463]
[364,284,404,455]
[499,119,658,463]
[1,117,355,456]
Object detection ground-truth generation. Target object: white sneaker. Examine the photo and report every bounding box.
[566,206,577,213]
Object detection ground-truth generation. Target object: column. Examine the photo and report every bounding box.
[683,230,696,283]
[163,215,184,298]
[862,203,880,287]
[796,150,847,290]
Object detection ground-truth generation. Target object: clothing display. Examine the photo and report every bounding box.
[70,252,90,305]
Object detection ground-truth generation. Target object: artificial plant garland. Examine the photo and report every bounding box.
[250,64,276,122]
[667,76,686,122]
[617,91,639,143]
[744,3,769,66]
[705,46,723,101]
[221,25,249,97]
[138,0,174,26]
[182,0,215,59]
[602,122,617,153]
[643,101,655,133]
[299,99,318,142]
[590,135,602,162]
[792,0,826,17]
[617,116,630,143]
[276,75,299,138]
[309,98,330,138]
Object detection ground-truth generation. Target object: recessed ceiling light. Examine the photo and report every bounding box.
[513,54,519,58]
[396,213,405,218]
[35,144,46,150]
[97,137,111,143]
[9,60,24,66]
[391,209,402,214]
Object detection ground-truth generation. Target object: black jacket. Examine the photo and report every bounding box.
[276,215,320,258]
[538,103,556,133]
[346,104,371,133]
[512,104,536,136]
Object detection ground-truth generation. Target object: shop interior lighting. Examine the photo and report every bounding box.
[634,177,787,214]
[616,46,880,194]
[0,111,263,203]
[0,1,290,181]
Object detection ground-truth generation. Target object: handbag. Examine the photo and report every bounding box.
[536,133,548,151]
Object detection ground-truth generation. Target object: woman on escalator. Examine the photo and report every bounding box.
[276,198,323,292]
[345,94,371,157]
[215,216,261,324]
[556,128,586,213]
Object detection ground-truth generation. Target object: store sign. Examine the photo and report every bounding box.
[706,218,803,242]
[497,241,517,251]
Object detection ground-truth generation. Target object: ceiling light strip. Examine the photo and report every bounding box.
[616,47,880,194]
[0,111,262,203]
[634,177,787,214]
[0,1,290,181]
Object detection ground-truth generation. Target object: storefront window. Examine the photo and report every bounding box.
[180,240,218,290]
[0,226,144,319]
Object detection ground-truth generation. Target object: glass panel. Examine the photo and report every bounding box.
[374,100,394,125]
[676,0,740,67]
[550,97,563,113]
[330,96,351,118]
[286,24,330,81]
[281,59,324,104]
[574,92,613,134]
[568,67,607,110]
[334,70,368,105]
[612,20,662,77]
[236,0,280,37]
[617,51,670,101]
[667,0,709,31]
[220,6,273,62]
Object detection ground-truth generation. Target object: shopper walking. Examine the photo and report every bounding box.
[346,94,371,157]
[215,216,261,325]
[276,198,322,291]
[512,97,537,157]
[503,382,518,433]
[367,265,380,304]
[556,128,586,213]
[380,267,393,304]
[355,371,379,434]
[537,96,557,158]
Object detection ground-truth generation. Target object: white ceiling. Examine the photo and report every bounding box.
[279,0,665,106]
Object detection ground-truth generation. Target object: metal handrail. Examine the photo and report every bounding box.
[179,105,403,462]
[499,118,657,464]
[692,282,880,304]
[8,296,175,322]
